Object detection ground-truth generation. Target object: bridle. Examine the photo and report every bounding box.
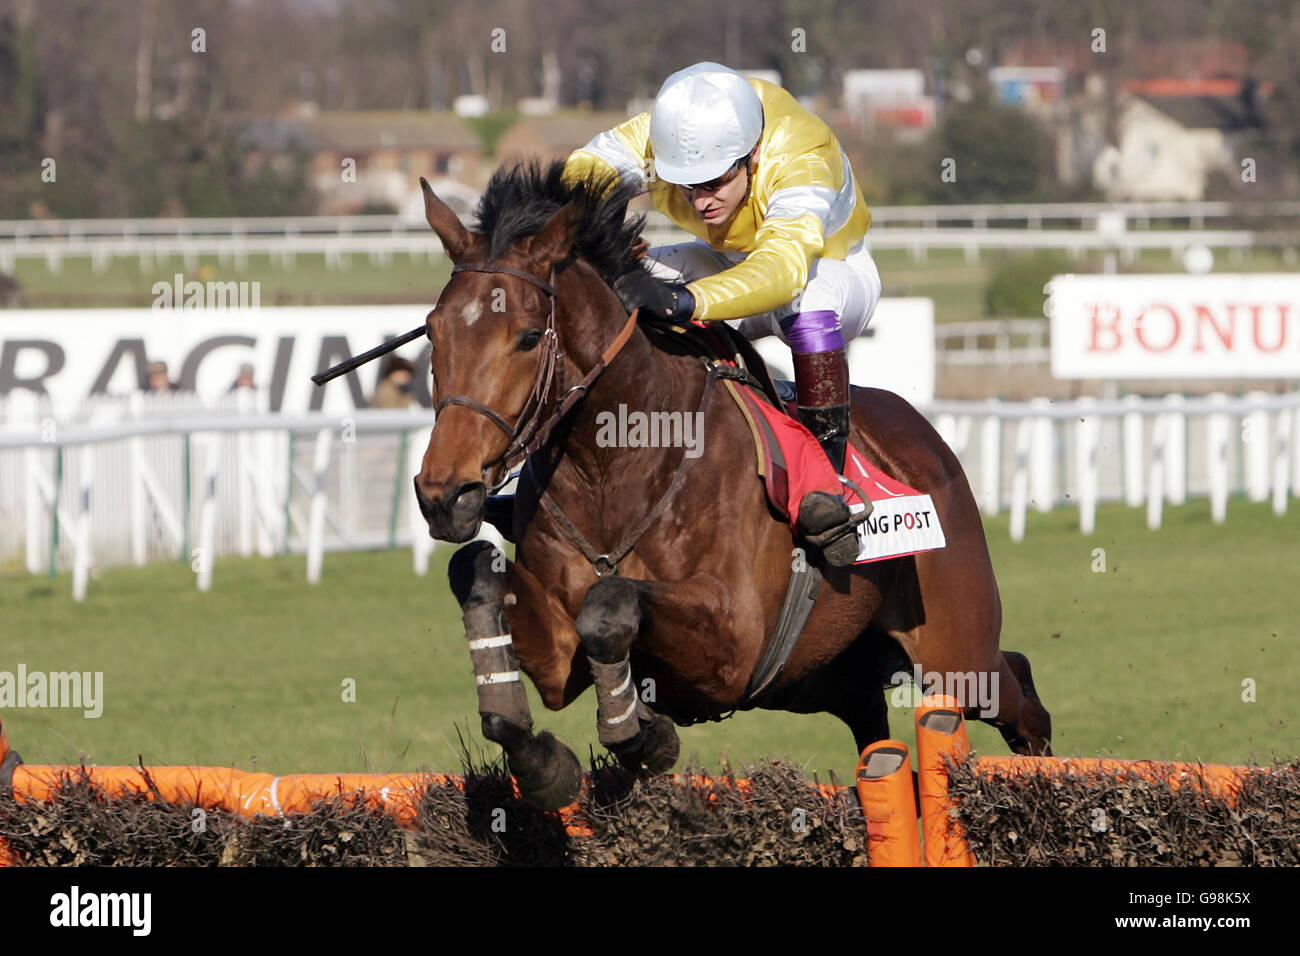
[432,261,640,493]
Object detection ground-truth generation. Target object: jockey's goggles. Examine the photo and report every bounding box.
[680,156,749,196]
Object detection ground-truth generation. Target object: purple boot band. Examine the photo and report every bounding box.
[779,310,845,354]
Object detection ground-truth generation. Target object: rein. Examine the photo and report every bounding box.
[434,262,639,492]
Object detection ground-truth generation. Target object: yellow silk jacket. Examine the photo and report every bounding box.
[563,78,871,321]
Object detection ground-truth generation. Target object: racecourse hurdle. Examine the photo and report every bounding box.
[0,716,850,865]
[0,708,1284,866]
[853,696,1276,867]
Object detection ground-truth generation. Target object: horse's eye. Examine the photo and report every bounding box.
[517,329,543,352]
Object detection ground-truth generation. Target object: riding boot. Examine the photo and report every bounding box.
[790,344,869,567]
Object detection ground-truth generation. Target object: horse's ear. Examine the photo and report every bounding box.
[524,202,582,270]
[421,177,471,263]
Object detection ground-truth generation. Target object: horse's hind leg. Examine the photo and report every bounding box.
[980,650,1052,756]
[448,541,583,810]
[574,577,679,774]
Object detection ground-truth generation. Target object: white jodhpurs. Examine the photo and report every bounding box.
[644,239,882,343]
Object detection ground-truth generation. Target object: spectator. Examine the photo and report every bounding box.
[371,357,416,409]
[229,362,256,392]
[145,360,177,394]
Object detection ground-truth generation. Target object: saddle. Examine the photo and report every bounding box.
[644,321,868,534]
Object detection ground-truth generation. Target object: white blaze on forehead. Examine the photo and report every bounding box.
[461,299,484,326]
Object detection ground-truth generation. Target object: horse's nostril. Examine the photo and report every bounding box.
[415,476,485,532]
[448,481,486,519]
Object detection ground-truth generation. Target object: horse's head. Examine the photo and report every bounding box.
[414,165,640,542]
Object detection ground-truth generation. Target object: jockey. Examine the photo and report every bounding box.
[562,61,881,567]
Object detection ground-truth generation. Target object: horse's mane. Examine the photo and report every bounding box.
[472,160,644,288]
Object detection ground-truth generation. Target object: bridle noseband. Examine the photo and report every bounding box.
[433,261,639,493]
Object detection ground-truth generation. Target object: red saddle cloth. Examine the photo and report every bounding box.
[732,386,947,565]
[682,320,945,564]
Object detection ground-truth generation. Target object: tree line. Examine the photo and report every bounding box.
[1,0,1296,217]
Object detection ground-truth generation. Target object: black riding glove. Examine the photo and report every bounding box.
[612,266,696,322]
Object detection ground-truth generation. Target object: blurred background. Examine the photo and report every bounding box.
[5,0,1300,219]
[1,0,1296,777]
[4,0,1300,390]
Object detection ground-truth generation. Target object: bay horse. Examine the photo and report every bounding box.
[412,161,1051,809]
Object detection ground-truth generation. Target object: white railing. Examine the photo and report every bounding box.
[936,319,1049,365]
[0,214,425,241]
[5,227,1291,275]
[0,221,688,275]
[6,200,1300,241]
[1,390,1295,599]
[865,200,1300,229]
[5,203,1300,275]
[0,399,501,600]
[928,391,1299,542]
[858,227,1300,266]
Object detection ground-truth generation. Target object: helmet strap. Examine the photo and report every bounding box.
[740,153,756,205]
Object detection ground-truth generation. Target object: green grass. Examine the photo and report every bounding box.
[9,245,1294,322]
[10,253,451,307]
[985,498,1300,765]
[2,498,1296,780]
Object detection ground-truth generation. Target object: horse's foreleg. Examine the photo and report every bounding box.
[574,577,679,774]
[448,540,583,810]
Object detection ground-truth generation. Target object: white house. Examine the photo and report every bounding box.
[1092,80,1267,202]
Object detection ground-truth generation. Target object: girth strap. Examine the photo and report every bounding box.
[742,563,824,703]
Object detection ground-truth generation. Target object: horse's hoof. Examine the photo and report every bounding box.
[510,731,583,811]
[612,713,680,775]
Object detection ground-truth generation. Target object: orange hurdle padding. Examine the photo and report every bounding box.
[11,765,449,827]
[856,740,921,866]
[974,756,1263,804]
[0,720,11,865]
[911,756,1266,868]
[6,764,600,841]
[915,694,976,867]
